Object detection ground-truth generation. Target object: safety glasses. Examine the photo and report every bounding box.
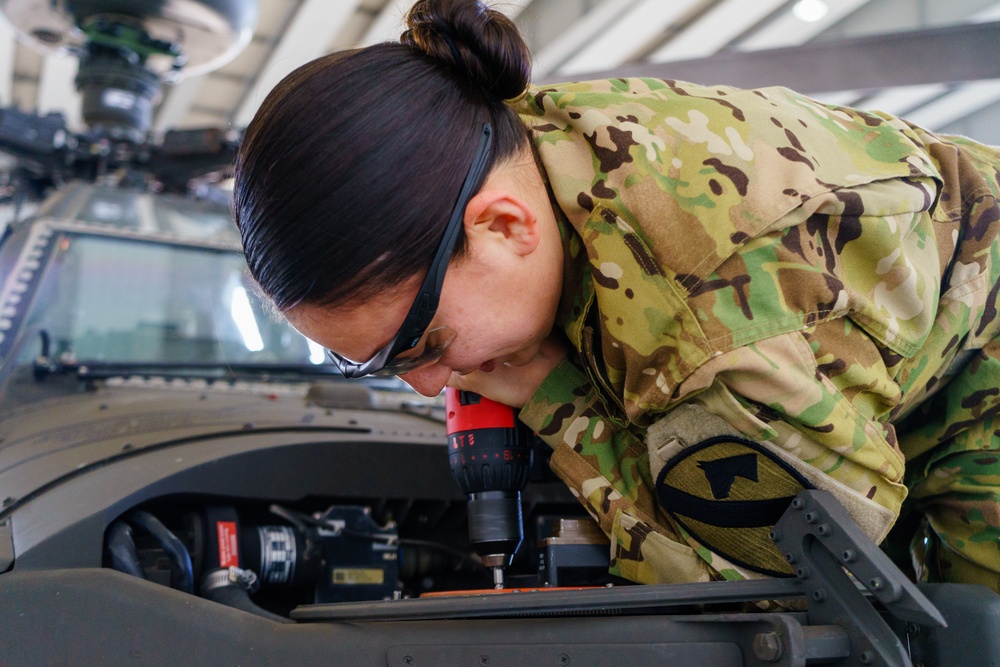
[326,123,493,378]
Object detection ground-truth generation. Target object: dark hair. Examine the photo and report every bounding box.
[233,0,532,312]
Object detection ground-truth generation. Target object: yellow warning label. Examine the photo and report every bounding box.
[332,568,385,585]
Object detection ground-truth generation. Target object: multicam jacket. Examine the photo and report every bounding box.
[512,78,1000,585]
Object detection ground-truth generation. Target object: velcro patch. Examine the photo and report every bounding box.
[655,436,814,577]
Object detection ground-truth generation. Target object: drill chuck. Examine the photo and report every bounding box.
[466,490,523,567]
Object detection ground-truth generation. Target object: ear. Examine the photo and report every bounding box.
[463,189,540,256]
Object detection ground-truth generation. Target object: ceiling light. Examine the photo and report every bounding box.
[793,0,829,22]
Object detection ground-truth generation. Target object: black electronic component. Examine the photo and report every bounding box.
[312,506,400,604]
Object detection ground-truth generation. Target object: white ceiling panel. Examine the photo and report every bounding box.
[11,78,34,110]
[902,79,1000,130]
[0,14,14,105]
[193,76,250,112]
[531,0,637,80]
[181,108,230,129]
[809,90,865,106]
[558,0,702,75]
[254,0,302,40]
[648,0,788,63]
[233,0,364,127]
[11,41,40,78]
[36,54,80,130]
[358,0,410,47]
[855,83,950,116]
[737,0,875,50]
[152,76,206,134]
[213,40,273,79]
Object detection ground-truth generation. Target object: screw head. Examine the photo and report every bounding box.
[752,632,784,662]
[859,649,874,664]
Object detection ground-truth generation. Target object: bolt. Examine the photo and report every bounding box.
[805,511,819,523]
[403,657,413,665]
[817,523,832,536]
[906,622,921,636]
[791,497,805,510]
[859,649,874,664]
[869,577,884,591]
[796,567,811,579]
[559,653,571,666]
[480,655,489,666]
[769,529,782,542]
[812,589,827,602]
[752,632,784,662]
[784,552,798,564]
[842,549,857,563]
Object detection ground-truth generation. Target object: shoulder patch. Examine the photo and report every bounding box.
[655,436,814,577]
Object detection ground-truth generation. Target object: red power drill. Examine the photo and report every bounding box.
[445,387,534,589]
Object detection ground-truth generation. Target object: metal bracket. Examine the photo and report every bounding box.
[772,490,946,666]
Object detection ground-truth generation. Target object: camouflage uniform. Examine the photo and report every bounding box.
[512,78,1000,588]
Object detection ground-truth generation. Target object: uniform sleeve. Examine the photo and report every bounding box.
[519,357,720,584]
[523,325,911,570]
[518,357,664,533]
[669,326,909,545]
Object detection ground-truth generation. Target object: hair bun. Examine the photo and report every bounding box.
[402,0,531,101]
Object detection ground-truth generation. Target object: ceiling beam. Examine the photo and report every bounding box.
[540,21,1000,95]
[233,0,363,129]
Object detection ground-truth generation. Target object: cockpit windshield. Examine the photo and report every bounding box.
[22,233,323,366]
[1,185,329,370]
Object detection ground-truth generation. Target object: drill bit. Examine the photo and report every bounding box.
[493,566,505,590]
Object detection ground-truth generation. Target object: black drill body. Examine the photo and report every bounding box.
[445,388,533,588]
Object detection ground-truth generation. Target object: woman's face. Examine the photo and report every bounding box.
[285,225,563,397]
[286,151,564,397]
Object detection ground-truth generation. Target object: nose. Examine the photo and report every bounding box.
[399,364,451,397]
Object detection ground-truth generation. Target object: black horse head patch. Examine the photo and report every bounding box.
[655,436,814,576]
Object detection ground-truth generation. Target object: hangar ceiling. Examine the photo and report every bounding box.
[1,0,999,146]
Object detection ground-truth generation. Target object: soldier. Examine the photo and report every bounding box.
[233,0,1000,589]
